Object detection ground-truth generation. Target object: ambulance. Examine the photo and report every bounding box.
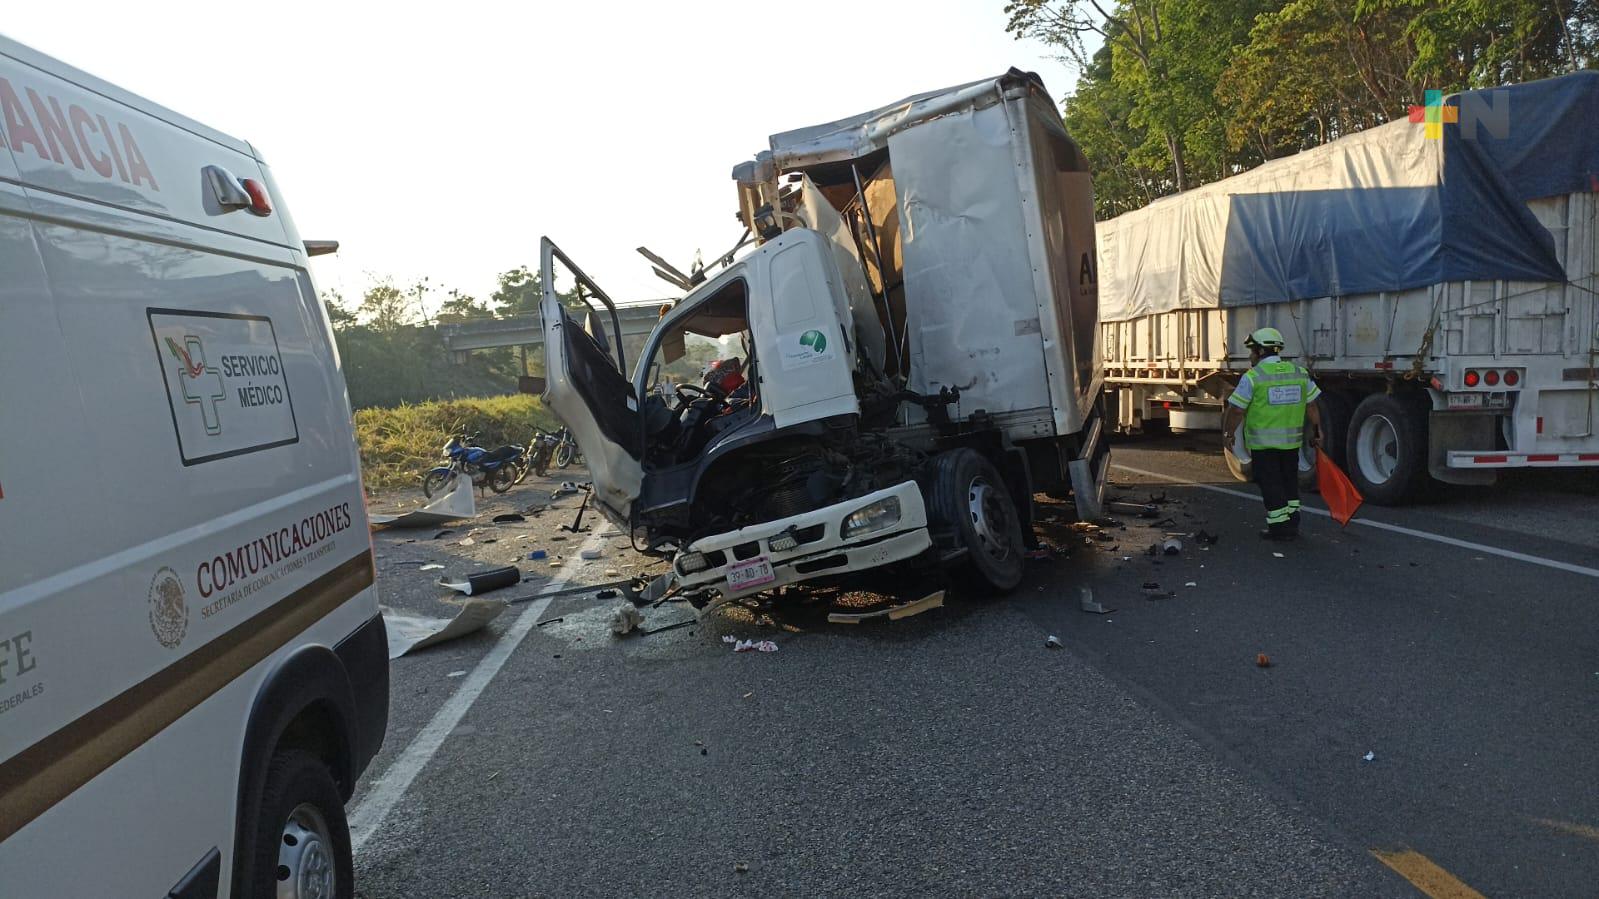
[0,35,385,898]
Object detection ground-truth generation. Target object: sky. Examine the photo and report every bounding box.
[5,2,1075,314]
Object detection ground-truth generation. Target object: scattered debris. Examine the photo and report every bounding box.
[1025,548,1052,560]
[527,550,548,561]
[827,590,945,624]
[640,617,696,636]
[1079,587,1114,615]
[433,530,455,540]
[1256,653,1272,668]
[382,599,507,659]
[458,537,476,546]
[1145,543,1158,556]
[536,617,564,627]
[595,588,620,599]
[734,863,749,875]
[446,670,467,678]
[1161,537,1183,555]
[1045,635,1063,649]
[723,636,778,653]
[491,513,527,524]
[604,568,621,577]
[554,482,580,497]
[1362,751,1376,763]
[1184,581,1198,587]
[438,566,521,596]
[742,692,754,699]
[1141,582,1175,600]
[1108,500,1159,518]
[580,547,604,560]
[1272,552,1285,559]
[1194,530,1220,546]
[419,563,444,571]
[368,476,478,529]
[609,604,644,636]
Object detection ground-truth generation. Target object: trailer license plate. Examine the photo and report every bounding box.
[1447,393,1484,408]
[727,556,776,591]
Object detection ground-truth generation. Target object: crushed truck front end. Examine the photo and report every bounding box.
[672,481,932,601]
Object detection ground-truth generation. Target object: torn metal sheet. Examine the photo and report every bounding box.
[438,566,521,596]
[369,476,476,529]
[382,599,507,659]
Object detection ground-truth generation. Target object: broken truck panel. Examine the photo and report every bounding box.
[542,68,1108,601]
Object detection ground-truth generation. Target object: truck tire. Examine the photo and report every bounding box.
[246,749,353,899]
[1346,393,1426,505]
[1317,391,1354,469]
[930,449,1025,595]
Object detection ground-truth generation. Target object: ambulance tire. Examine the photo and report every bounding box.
[931,449,1025,596]
[248,749,354,899]
[1346,392,1427,505]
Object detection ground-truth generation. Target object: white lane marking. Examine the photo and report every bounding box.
[1111,463,1599,581]
[348,531,610,852]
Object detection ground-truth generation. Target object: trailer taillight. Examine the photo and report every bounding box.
[1484,369,1500,386]
[1464,370,1480,387]
[1503,369,1520,386]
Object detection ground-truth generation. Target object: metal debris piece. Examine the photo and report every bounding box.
[419,563,444,571]
[1045,635,1063,649]
[1162,538,1183,555]
[1362,751,1376,763]
[382,599,507,659]
[1272,552,1286,558]
[1079,587,1114,615]
[438,566,521,596]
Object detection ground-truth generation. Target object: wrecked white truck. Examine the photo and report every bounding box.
[540,70,1108,606]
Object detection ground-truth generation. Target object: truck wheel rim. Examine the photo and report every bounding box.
[968,477,1015,563]
[1356,414,1400,484]
[277,802,335,899]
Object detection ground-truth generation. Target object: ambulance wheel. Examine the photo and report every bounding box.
[249,749,353,899]
[1346,393,1426,505]
[931,449,1025,595]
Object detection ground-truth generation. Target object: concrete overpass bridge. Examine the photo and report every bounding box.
[436,303,665,373]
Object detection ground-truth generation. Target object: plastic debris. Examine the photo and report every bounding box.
[1362,751,1376,763]
[734,863,749,874]
[554,481,580,497]
[419,563,444,571]
[1272,552,1286,558]
[1256,653,1272,668]
[1079,587,1114,615]
[536,617,563,627]
[580,547,603,560]
[1045,635,1063,649]
[609,604,644,636]
[1161,537,1183,555]
[604,568,621,577]
[527,550,548,560]
[722,636,778,653]
[459,537,476,546]
[1184,581,1198,587]
[446,670,467,678]
[438,566,521,596]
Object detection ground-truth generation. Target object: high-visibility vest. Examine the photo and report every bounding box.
[1242,361,1312,450]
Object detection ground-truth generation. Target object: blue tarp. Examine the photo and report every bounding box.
[1217,73,1599,306]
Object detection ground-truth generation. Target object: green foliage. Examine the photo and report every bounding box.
[353,394,559,490]
[1009,0,1599,217]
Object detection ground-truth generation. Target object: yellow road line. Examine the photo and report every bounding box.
[1529,816,1599,844]
[1370,849,1487,899]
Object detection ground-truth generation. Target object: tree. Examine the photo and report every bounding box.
[323,289,357,331]
[436,288,491,323]
[358,281,418,333]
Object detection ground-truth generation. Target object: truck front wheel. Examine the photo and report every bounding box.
[930,449,1025,595]
[1346,393,1426,505]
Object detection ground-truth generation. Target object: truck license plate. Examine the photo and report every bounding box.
[726,556,776,591]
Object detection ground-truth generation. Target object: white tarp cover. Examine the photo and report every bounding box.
[1099,73,1599,322]
[1097,119,1438,322]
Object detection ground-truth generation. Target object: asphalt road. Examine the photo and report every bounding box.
[349,438,1599,897]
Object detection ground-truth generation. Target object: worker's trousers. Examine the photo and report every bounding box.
[1250,447,1302,535]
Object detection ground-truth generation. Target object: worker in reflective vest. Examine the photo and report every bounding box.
[1222,328,1324,541]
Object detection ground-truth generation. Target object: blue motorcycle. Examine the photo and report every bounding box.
[421,433,526,498]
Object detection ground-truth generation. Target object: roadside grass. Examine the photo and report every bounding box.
[354,394,558,491]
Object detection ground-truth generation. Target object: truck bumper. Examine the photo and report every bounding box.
[673,481,932,600]
[1068,410,1111,520]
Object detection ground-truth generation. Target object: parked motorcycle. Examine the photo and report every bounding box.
[421,433,526,498]
[516,429,561,483]
[553,426,583,469]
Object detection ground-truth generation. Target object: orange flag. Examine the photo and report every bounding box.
[1316,449,1363,526]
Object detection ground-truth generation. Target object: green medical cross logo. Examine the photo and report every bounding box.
[165,335,225,435]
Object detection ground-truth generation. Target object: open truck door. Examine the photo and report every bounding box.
[539,237,643,524]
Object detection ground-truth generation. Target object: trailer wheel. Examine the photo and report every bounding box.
[1346,393,1426,505]
[930,449,1025,595]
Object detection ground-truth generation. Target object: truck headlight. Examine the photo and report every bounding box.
[841,497,901,539]
[676,551,709,574]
